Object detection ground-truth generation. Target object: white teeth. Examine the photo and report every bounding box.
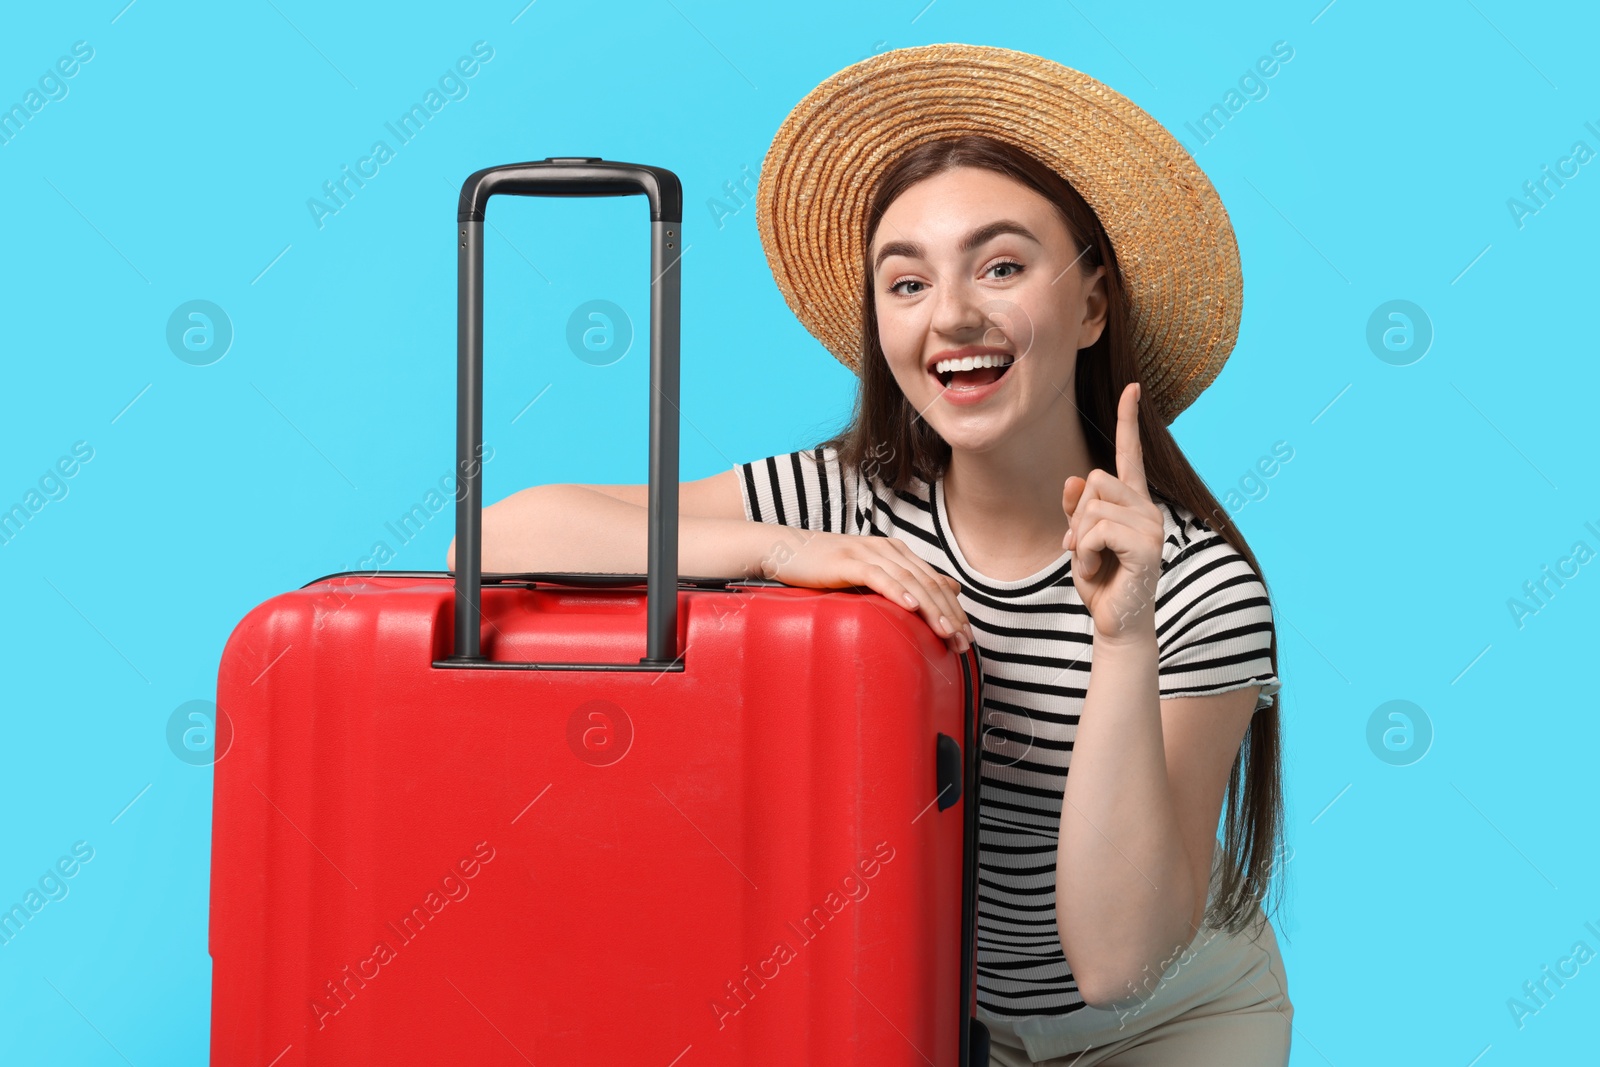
[933,353,1016,375]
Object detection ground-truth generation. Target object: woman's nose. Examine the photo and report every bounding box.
[929,277,989,338]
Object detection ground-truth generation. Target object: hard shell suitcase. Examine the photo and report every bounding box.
[210,158,989,1066]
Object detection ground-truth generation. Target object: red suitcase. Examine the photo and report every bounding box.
[210,159,988,1066]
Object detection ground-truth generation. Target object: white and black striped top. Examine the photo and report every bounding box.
[734,444,1281,1019]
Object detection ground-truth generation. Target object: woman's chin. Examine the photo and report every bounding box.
[927,410,1014,453]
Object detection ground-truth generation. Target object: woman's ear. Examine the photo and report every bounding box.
[1077,264,1109,350]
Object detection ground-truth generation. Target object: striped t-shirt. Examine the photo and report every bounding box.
[733,444,1282,1020]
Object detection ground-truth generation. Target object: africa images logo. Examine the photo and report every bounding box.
[306,42,495,230]
[709,842,896,1030]
[309,841,496,1031]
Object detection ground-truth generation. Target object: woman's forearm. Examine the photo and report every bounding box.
[1054,624,1199,1008]
[447,483,806,579]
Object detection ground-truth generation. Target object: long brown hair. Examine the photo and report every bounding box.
[817,133,1287,937]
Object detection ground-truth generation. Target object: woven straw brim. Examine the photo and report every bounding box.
[755,43,1243,426]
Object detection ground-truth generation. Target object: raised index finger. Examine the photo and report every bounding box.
[1116,381,1149,499]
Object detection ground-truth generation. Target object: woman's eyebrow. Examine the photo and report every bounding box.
[872,219,1041,272]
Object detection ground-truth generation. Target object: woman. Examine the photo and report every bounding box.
[471,44,1292,1067]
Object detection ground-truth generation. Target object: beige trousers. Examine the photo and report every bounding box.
[979,869,1292,1065]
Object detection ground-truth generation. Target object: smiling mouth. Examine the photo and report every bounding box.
[934,355,1017,389]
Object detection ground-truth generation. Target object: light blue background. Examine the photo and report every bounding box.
[2,0,1596,1062]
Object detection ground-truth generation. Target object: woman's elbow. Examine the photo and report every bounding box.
[1060,939,1144,1011]
[1070,943,1199,1011]
[1073,971,1127,1012]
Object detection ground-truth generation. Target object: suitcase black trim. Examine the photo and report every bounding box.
[958,643,990,1067]
[299,569,797,591]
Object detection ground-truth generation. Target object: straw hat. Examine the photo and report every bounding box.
[754,43,1243,426]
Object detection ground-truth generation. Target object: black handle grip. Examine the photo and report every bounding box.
[448,157,686,669]
[457,157,682,223]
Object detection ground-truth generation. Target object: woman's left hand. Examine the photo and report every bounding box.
[1062,382,1166,644]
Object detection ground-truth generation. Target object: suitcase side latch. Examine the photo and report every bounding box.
[935,733,962,811]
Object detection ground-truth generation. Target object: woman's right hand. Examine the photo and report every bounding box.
[758,531,974,654]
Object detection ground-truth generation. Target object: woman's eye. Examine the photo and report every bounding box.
[888,261,1022,296]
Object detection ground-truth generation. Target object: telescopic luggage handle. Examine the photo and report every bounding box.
[446,157,685,670]
[439,159,985,1066]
